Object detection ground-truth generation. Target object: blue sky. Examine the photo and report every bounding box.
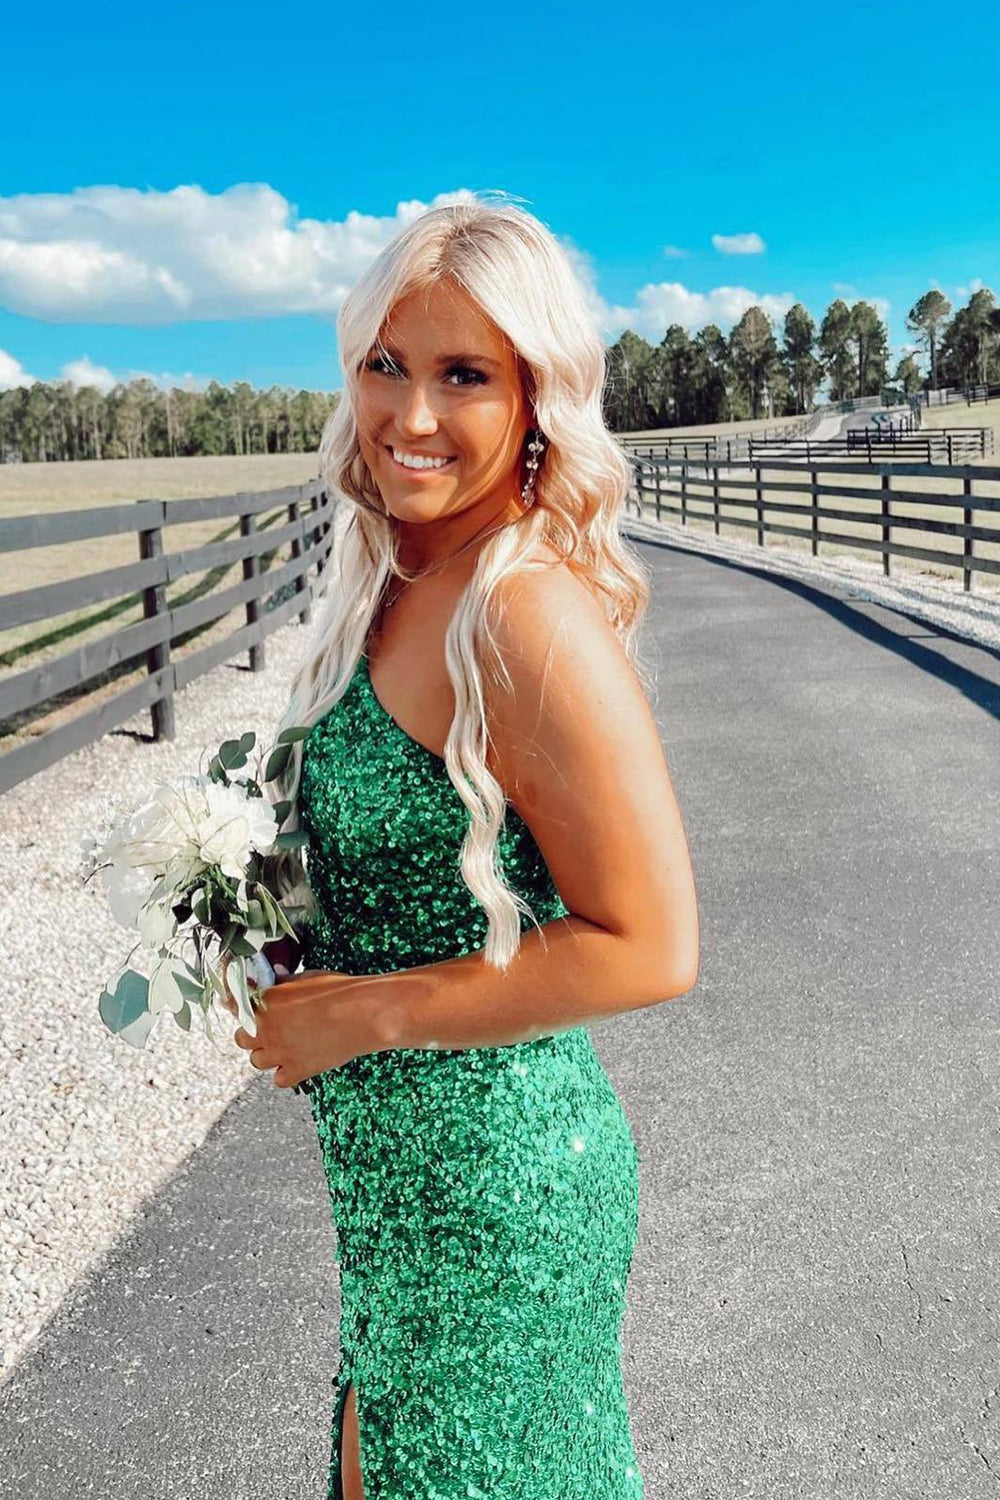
[2,0,997,394]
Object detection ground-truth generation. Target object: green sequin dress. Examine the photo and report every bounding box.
[295,650,645,1500]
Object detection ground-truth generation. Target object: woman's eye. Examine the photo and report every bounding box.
[365,355,400,377]
[445,366,488,387]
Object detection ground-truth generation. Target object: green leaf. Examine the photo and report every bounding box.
[219,738,248,771]
[264,743,293,781]
[276,725,312,744]
[256,883,282,938]
[274,829,309,850]
[173,967,205,1002]
[172,1000,192,1031]
[271,799,292,824]
[227,929,259,958]
[98,970,156,1050]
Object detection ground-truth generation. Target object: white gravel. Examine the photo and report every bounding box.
[0,598,331,1387]
[2,498,998,1389]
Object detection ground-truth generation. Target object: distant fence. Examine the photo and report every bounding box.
[630,453,1000,594]
[0,479,334,795]
[619,412,815,467]
[910,383,1000,409]
[747,426,993,465]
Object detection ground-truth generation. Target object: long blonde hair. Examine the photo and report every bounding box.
[267,192,652,968]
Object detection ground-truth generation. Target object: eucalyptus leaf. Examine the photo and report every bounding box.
[172,1000,192,1031]
[98,970,157,1050]
[219,739,248,771]
[264,743,293,781]
[173,967,205,1002]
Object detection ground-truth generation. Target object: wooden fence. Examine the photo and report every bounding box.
[0,478,334,795]
[630,453,1000,594]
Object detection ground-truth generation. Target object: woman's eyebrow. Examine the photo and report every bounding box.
[380,342,501,369]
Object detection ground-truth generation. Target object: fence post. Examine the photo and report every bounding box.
[239,502,265,673]
[681,459,688,526]
[881,472,892,579]
[654,461,662,522]
[755,464,763,547]
[810,469,819,558]
[289,485,311,626]
[712,462,720,536]
[138,500,175,742]
[947,433,954,466]
[962,473,975,595]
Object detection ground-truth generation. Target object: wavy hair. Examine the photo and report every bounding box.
[266,192,653,969]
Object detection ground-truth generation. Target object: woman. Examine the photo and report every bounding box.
[228,195,699,1499]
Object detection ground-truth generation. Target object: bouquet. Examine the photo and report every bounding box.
[81,721,314,1086]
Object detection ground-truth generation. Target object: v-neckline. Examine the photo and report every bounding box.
[359,651,448,767]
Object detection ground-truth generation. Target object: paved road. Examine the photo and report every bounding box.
[3,534,1000,1498]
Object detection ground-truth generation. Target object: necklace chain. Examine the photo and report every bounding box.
[381,513,516,613]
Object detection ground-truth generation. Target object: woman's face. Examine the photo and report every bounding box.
[355,278,532,530]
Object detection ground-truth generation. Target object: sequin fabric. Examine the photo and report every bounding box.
[296,651,645,1499]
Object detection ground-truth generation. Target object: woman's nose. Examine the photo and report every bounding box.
[397,382,439,436]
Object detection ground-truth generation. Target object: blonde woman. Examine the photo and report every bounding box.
[229,195,699,1499]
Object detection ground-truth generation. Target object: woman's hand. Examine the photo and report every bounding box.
[229,968,391,1089]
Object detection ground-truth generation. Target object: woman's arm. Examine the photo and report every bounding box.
[365,563,700,1053]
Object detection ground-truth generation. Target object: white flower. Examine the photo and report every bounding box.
[196,780,278,879]
[94,775,279,917]
[100,859,158,931]
[137,898,178,949]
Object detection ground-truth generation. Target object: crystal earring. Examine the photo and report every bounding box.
[521,428,547,505]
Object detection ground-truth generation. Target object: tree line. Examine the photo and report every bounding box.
[602,285,1000,431]
[2,283,998,462]
[0,378,338,464]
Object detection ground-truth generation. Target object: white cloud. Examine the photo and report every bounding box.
[0,346,39,390]
[956,276,985,299]
[0,182,478,324]
[662,245,688,258]
[59,357,118,393]
[597,281,798,341]
[62,362,213,392]
[712,231,766,255]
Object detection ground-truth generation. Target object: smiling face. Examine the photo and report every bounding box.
[355,277,533,539]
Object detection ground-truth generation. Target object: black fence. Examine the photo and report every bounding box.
[630,453,1000,594]
[620,412,815,467]
[0,479,335,795]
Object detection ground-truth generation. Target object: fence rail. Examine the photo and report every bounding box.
[630,453,1000,595]
[0,478,334,795]
[620,412,816,467]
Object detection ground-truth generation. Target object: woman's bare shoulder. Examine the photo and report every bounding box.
[490,543,611,668]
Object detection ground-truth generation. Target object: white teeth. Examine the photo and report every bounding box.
[391,447,454,470]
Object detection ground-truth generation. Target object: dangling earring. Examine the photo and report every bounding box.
[521,428,547,505]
